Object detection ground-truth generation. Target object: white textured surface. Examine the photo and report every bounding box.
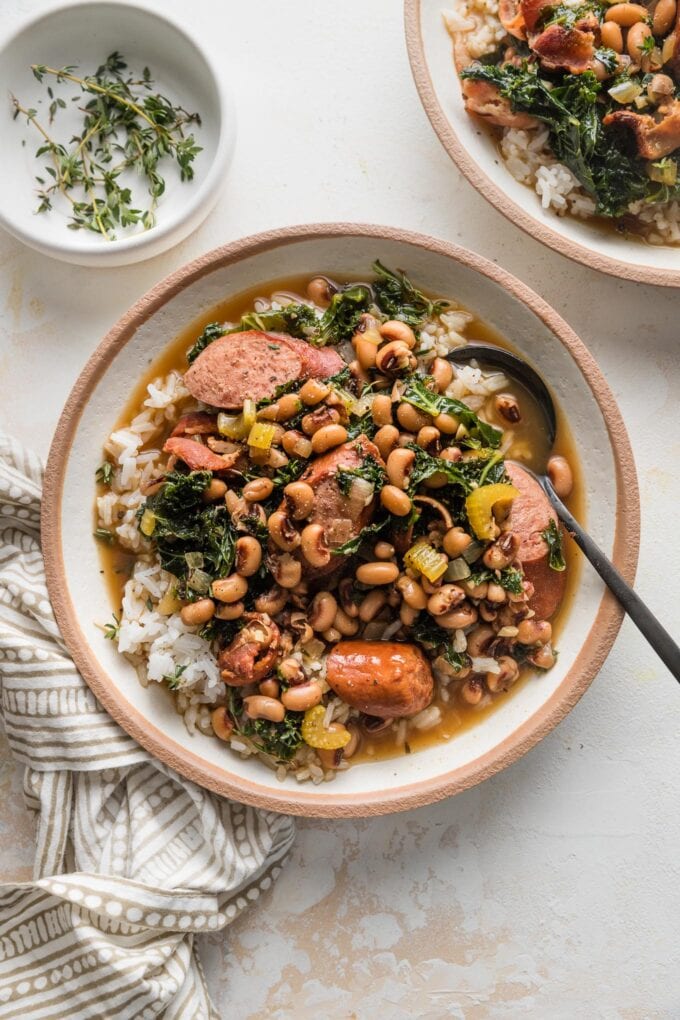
[0,0,678,1016]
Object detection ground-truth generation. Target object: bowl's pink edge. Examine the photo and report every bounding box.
[404,0,680,288]
[41,222,640,818]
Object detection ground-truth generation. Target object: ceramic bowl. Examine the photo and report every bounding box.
[0,1,235,267]
[42,223,639,817]
[405,0,680,287]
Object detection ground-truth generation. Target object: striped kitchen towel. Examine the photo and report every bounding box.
[0,432,295,1019]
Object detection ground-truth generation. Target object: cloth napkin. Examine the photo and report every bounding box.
[0,432,295,1019]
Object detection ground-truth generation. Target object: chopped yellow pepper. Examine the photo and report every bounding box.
[217,398,256,440]
[301,705,351,750]
[139,509,156,537]
[465,483,519,541]
[403,538,448,583]
[247,421,277,451]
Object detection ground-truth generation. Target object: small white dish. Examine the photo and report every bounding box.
[0,1,235,267]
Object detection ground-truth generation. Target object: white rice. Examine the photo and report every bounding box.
[444,4,680,242]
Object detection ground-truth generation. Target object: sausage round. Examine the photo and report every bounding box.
[184,331,345,410]
[504,462,566,620]
[326,641,434,718]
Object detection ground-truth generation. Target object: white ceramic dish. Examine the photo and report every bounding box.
[42,224,639,817]
[0,1,235,267]
[405,0,680,287]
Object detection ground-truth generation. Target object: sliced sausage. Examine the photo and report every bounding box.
[297,435,384,576]
[184,331,345,410]
[184,331,303,410]
[504,462,566,620]
[163,437,240,473]
[170,412,218,437]
[326,641,434,718]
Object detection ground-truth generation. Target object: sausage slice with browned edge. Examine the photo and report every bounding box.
[184,330,344,410]
[297,436,384,577]
[326,641,434,718]
[504,462,566,620]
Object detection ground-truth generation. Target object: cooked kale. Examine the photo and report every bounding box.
[271,458,307,488]
[227,304,320,339]
[410,616,471,671]
[402,375,503,449]
[331,518,388,557]
[186,321,226,364]
[467,565,525,595]
[542,519,566,571]
[229,690,303,761]
[371,260,449,327]
[336,451,387,496]
[317,283,373,345]
[139,471,237,594]
[459,63,650,217]
[345,410,378,441]
[406,444,473,493]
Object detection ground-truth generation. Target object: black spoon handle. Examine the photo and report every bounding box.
[540,478,680,682]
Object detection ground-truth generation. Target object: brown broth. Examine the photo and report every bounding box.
[97,273,583,764]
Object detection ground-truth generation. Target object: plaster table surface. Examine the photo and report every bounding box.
[0,1,678,1017]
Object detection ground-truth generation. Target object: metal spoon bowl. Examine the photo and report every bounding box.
[447,343,680,682]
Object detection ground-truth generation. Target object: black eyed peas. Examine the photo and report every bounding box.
[302,405,341,436]
[212,574,248,604]
[358,588,388,622]
[374,424,400,460]
[203,478,228,501]
[306,276,335,307]
[375,341,417,375]
[486,656,520,693]
[386,447,415,489]
[338,578,360,618]
[282,429,313,458]
[397,574,428,610]
[211,706,234,740]
[254,585,288,615]
[604,2,647,24]
[275,393,304,422]
[371,394,393,426]
[243,477,274,502]
[427,584,466,616]
[529,644,556,670]
[416,425,440,452]
[434,412,459,434]
[284,481,315,520]
[300,523,331,567]
[215,600,245,621]
[546,455,573,499]
[374,540,396,560]
[259,678,281,699]
[461,676,484,705]
[653,0,676,35]
[494,393,521,424]
[243,695,285,723]
[271,553,303,589]
[431,357,453,392]
[400,603,420,627]
[443,526,473,558]
[268,511,301,552]
[437,602,479,630]
[235,536,262,577]
[466,625,495,657]
[486,582,507,604]
[517,619,552,646]
[311,423,348,454]
[281,682,323,711]
[299,378,330,405]
[396,401,431,433]
[309,591,338,632]
[333,607,360,636]
[355,561,400,585]
[379,320,416,349]
[180,598,216,626]
[600,20,623,52]
[627,21,652,60]
[380,484,412,517]
[483,532,519,570]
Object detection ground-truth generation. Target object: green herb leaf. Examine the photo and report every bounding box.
[542,519,566,571]
[402,376,503,449]
[164,664,188,690]
[187,322,226,363]
[96,461,114,485]
[336,451,386,497]
[372,260,448,327]
[103,612,121,640]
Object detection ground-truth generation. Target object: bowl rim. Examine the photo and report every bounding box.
[42,222,640,817]
[0,0,233,263]
[404,0,680,288]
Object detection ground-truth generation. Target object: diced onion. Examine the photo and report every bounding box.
[648,159,678,185]
[444,557,471,581]
[471,656,500,674]
[608,80,642,105]
[187,568,212,594]
[185,552,204,569]
[462,540,485,564]
[349,477,375,506]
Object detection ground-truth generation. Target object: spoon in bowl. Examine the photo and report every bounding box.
[448,343,680,681]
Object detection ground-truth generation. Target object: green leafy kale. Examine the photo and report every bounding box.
[187,321,226,364]
[336,451,387,497]
[467,566,525,595]
[402,375,503,449]
[139,471,237,593]
[542,519,566,571]
[317,283,373,345]
[411,616,471,671]
[331,518,388,557]
[345,410,378,441]
[271,458,307,488]
[227,304,320,339]
[229,691,303,761]
[459,63,650,217]
[372,260,448,327]
[407,444,473,494]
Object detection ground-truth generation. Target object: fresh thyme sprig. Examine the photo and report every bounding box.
[11,51,202,240]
